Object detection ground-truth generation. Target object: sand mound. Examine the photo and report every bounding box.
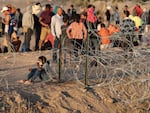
[0,80,149,113]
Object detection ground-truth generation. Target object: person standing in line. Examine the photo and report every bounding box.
[51,7,63,62]
[22,6,34,52]
[38,4,53,50]
[1,6,11,52]
[113,6,120,25]
[105,6,111,26]
[66,14,87,58]
[15,8,23,32]
[32,2,42,51]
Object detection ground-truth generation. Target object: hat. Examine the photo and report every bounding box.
[32,4,41,15]
[1,6,9,12]
[106,6,111,10]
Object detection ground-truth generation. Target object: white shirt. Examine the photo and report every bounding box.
[51,14,63,38]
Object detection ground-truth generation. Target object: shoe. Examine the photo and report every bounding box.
[26,48,32,52]
[18,80,26,83]
[24,80,32,85]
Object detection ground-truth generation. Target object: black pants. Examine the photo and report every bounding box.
[24,28,33,51]
[72,39,84,57]
[35,26,41,50]
[53,38,60,62]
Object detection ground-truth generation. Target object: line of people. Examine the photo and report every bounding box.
[0,3,149,55]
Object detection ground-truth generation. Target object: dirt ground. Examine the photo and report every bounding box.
[0,0,150,113]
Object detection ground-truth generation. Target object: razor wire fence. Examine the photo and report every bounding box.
[0,15,149,112]
[46,20,150,112]
[0,40,16,90]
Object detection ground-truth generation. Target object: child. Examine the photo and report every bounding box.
[11,28,21,52]
[18,56,54,84]
[41,32,53,50]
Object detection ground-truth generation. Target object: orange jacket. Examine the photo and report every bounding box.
[98,28,110,45]
[108,24,120,35]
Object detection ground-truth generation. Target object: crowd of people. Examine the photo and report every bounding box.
[0,2,149,84]
[0,2,150,57]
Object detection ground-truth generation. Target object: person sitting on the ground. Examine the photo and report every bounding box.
[11,28,21,52]
[41,33,53,50]
[18,56,55,84]
[98,23,111,49]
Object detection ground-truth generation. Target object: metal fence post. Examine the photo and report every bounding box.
[58,36,62,81]
[85,33,89,86]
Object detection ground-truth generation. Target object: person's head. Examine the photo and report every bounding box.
[87,4,93,9]
[123,10,130,17]
[11,6,16,14]
[38,56,47,66]
[67,8,71,13]
[74,14,80,23]
[17,8,20,13]
[115,6,118,10]
[101,23,105,28]
[70,4,74,9]
[63,14,69,23]
[6,4,12,12]
[1,6,9,15]
[125,5,128,10]
[106,6,111,10]
[80,11,87,20]
[26,5,32,13]
[45,4,51,10]
[35,2,41,6]
[57,7,63,16]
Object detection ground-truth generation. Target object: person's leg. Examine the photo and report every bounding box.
[73,39,79,57]
[40,70,50,81]
[25,28,33,51]
[5,33,12,52]
[27,68,37,80]
[38,27,48,50]
[35,26,41,50]
[89,38,95,56]
[30,69,42,82]
[76,39,84,56]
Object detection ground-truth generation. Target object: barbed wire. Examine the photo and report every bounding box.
[0,12,150,112]
[0,40,16,90]
[47,21,150,112]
